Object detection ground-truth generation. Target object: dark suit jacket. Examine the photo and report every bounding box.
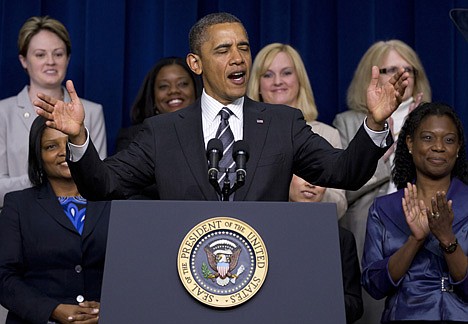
[339,227,363,323]
[115,124,160,199]
[115,123,144,153]
[70,97,389,201]
[0,183,110,324]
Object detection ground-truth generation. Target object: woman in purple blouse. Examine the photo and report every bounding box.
[362,102,468,323]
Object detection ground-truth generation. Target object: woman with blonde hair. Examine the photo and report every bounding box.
[333,39,432,324]
[248,43,318,122]
[249,43,364,322]
[346,40,431,115]
[248,43,347,218]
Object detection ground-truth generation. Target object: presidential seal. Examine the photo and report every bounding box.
[177,217,268,308]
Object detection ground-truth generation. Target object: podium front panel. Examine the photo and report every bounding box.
[99,200,346,323]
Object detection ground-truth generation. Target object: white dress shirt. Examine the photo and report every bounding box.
[201,89,244,147]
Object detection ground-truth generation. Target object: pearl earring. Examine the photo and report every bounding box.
[409,150,412,154]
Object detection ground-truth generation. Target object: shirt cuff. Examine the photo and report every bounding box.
[67,127,89,162]
[363,117,389,148]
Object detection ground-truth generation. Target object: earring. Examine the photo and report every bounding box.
[39,169,44,184]
[409,150,412,154]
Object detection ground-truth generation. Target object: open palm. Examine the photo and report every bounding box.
[34,80,85,138]
[402,183,430,241]
[367,66,408,124]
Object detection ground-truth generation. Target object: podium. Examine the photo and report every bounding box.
[99,200,346,323]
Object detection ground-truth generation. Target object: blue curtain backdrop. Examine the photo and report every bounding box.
[1,0,467,155]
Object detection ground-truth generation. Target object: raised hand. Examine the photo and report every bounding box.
[366,66,409,130]
[33,80,87,145]
[402,183,430,241]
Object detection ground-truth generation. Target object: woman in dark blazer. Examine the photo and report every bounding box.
[0,116,110,324]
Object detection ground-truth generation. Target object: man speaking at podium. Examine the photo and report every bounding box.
[34,12,409,202]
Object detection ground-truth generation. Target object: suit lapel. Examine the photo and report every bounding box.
[81,201,107,240]
[16,86,36,131]
[174,101,218,200]
[447,178,468,229]
[380,191,412,236]
[37,183,78,234]
[234,97,270,201]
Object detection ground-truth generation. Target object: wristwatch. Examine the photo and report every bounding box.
[439,238,458,254]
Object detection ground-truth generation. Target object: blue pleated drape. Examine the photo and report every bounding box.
[1,0,467,154]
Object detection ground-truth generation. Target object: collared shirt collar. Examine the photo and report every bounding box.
[201,89,244,122]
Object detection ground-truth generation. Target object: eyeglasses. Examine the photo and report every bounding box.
[379,66,418,76]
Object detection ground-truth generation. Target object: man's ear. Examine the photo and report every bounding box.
[187,53,202,75]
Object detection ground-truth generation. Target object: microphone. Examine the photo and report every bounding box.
[207,138,223,182]
[233,140,249,185]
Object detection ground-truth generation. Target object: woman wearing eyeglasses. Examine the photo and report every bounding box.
[332,40,432,324]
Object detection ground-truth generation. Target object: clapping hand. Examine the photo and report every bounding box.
[402,183,430,241]
[427,191,455,245]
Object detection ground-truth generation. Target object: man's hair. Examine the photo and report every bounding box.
[189,12,245,54]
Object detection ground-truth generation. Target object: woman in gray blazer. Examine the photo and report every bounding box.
[332,39,432,324]
[0,16,107,210]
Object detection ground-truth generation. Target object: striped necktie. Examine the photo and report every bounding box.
[216,107,236,187]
